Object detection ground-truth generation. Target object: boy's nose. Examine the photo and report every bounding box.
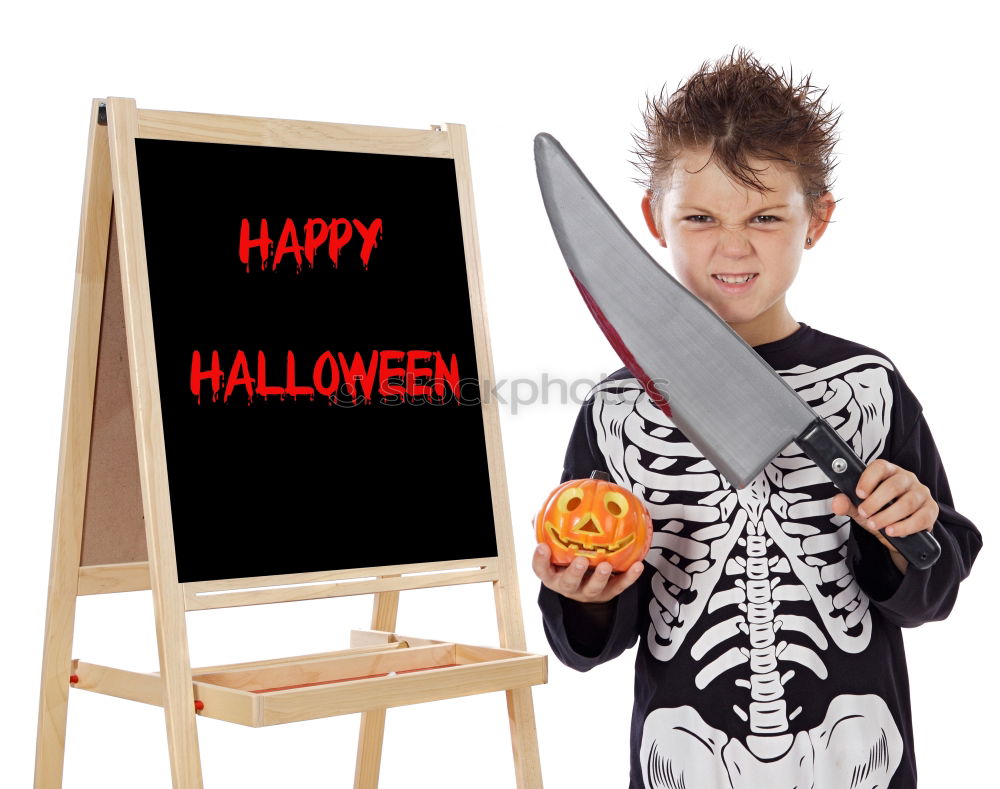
[718,228,752,256]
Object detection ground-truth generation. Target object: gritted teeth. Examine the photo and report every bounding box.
[714,273,757,284]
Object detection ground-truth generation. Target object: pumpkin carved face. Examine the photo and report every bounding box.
[535,471,652,571]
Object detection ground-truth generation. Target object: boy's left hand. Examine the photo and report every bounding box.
[830,458,938,573]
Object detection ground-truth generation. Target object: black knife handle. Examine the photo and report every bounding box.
[795,418,941,570]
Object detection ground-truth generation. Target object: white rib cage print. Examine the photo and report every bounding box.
[585,354,906,786]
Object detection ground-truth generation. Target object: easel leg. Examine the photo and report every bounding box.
[505,687,544,788]
[34,552,83,788]
[103,96,205,789]
[354,580,399,788]
[492,564,544,788]
[34,98,114,789]
[153,588,204,789]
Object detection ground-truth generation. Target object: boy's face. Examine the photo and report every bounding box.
[642,147,833,339]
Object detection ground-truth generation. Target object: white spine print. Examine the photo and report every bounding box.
[725,491,801,751]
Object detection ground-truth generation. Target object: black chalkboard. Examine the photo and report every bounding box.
[134,138,497,583]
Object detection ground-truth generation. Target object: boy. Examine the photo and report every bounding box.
[533,48,982,788]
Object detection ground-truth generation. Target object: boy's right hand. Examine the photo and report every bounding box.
[532,542,645,604]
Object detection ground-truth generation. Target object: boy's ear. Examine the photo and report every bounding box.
[641,191,667,248]
[806,192,837,248]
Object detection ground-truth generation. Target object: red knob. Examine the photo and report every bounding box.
[194,700,205,711]
[69,675,79,684]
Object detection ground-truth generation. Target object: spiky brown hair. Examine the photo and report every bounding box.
[632,47,841,219]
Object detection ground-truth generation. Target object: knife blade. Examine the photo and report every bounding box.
[534,131,940,570]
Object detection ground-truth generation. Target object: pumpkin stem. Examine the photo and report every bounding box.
[589,470,610,481]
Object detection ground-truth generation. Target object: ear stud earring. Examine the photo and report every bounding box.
[806,237,813,245]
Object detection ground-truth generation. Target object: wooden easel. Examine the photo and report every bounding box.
[34,98,545,788]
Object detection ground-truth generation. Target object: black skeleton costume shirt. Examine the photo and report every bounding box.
[538,322,982,789]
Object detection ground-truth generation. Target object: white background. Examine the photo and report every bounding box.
[3,2,994,787]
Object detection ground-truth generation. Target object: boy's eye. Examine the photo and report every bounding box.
[682,215,781,225]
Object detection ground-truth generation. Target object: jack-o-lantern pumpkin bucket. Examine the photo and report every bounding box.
[535,470,653,571]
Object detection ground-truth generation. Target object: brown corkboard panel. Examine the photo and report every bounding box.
[80,204,148,567]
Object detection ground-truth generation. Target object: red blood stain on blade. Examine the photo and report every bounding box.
[571,272,672,419]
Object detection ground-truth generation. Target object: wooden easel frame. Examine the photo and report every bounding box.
[34,98,544,788]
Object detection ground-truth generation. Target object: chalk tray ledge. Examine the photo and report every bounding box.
[70,630,547,727]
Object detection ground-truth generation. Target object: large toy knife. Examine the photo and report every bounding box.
[534,132,941,570]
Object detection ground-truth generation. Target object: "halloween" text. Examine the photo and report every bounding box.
[190,348,461,405]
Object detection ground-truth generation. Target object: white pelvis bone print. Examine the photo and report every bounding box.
[588,355,904,788]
